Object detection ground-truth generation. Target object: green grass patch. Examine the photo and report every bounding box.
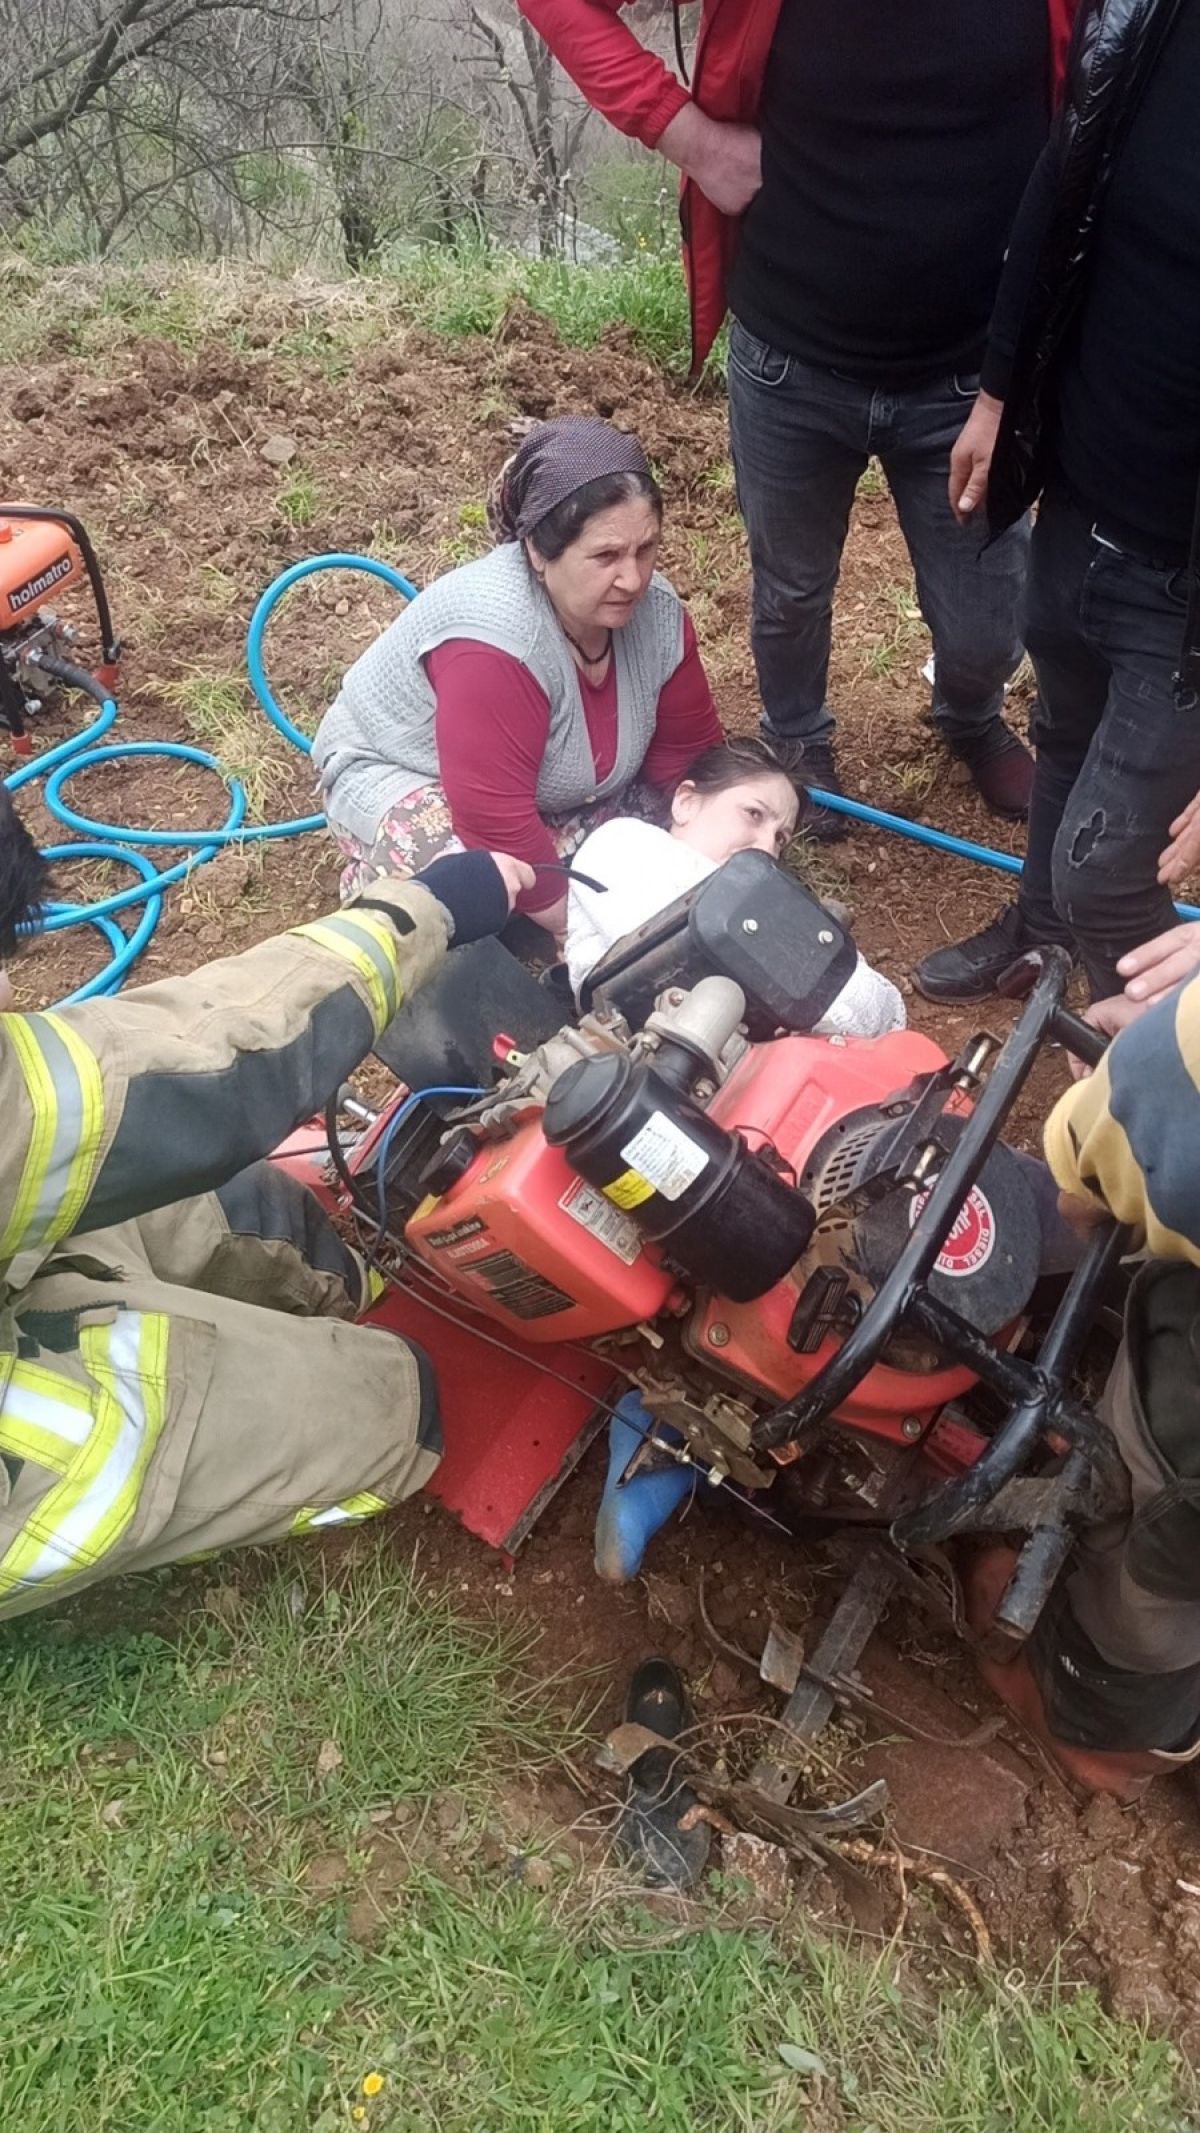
[160,668,284,820]
[276,464,320,530]
[0,248,702,374]
[0,1538,1193,2132]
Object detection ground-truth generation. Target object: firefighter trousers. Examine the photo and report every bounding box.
[0,1161,441,1620]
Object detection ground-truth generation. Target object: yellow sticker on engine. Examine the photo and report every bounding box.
[602,1168,655,1210]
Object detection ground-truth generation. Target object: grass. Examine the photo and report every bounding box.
[0,246,700,373]
[0,1535,1193,2133]
[861,579,928,680]
[160,667,286,819]
[277,465,320,530]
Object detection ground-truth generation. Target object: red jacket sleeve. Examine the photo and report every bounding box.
[428,642,563,918]
[641,613,724,787]
[518,0,691,148]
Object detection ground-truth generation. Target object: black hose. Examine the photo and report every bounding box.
[34,653,113,709]
[323,1091,377,1217]
[0,505,120,665]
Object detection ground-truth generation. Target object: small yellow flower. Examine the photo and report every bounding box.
[362,2073,386,2098]
[352,2111,366,2125]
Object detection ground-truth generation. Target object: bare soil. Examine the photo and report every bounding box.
[6,283,1197,2041]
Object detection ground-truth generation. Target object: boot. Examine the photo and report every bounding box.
[593,1393,694,1583]
[950,718,1034,819]
[913,901,1064,1004]
[962,1545,1178,1803]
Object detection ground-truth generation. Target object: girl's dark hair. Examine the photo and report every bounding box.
[671,735,797,803]
[0,787,51,960]
[528,470,663,561]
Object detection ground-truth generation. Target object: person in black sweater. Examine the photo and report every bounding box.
[916,0,1200,1006]
[520,0,1074,834]
[725,0,1053,831]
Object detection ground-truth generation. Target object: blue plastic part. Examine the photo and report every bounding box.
[593,1393,695,1583]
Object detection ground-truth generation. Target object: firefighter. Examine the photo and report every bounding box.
[969,967,1200,1799]
[0,786,531,1621]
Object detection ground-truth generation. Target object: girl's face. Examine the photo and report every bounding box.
[670,771,799,864]
[528,498,662,636]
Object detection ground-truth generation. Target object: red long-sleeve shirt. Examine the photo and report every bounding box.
[427,613,722,917]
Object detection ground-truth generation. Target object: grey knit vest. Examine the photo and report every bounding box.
[312,543,685,846]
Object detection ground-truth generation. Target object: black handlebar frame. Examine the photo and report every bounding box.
[749,947,1126,1550]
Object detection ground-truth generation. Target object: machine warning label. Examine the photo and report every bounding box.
[425,1216,573,1317]
[908,1186,996,1278]
[7,554,73,613]
[464,1246,574,1320]
[424,1216,487,1251]
[620,1111,709,1203]
[602,1168,654,1211]
[560,1179,642,1264]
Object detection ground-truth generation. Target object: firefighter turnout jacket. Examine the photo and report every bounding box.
[0,879,451,1620]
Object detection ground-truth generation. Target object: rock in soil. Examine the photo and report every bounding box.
[722,1831,794,1919]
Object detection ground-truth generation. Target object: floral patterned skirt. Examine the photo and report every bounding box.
[333,781,620,903]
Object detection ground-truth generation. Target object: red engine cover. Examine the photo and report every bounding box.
[405,1117,677,1340]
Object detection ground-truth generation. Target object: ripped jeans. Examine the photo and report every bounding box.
[1017,482,1200,998]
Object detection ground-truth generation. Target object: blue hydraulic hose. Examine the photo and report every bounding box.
[805,782,1200,926]
[246,553,417,754]
[3,694,118,795]
[5,554,415,1001]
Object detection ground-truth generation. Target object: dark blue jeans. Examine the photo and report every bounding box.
[1017,485,1200,999]
[727,319,1030,747]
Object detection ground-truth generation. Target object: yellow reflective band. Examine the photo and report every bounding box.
[0,1014,107,1263]
[0,1358,93,1474]
[293,911,402,1032]
[291,1490,389,1535]
[0,1016,58,1261]
[0,1312,169,1604]
[40,1013,106,1244]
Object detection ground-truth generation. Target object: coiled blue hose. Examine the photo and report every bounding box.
[5,555,416,1002]
[5,547,1197,1003]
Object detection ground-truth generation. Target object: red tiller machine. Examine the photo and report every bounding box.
[275,851,1125,1782]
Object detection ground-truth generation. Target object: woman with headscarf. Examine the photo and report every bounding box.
[312,416,724,941]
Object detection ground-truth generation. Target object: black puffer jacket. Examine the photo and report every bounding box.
[989,0,1200,691]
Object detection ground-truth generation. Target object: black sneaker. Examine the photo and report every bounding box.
[766,734,850,844]
[913,902,1050,1003]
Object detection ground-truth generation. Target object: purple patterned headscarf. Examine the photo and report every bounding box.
[487,415,653,545]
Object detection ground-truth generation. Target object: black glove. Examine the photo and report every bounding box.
[413,851,511,944]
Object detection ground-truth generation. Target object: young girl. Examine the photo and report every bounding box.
[565,739,906,1038]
